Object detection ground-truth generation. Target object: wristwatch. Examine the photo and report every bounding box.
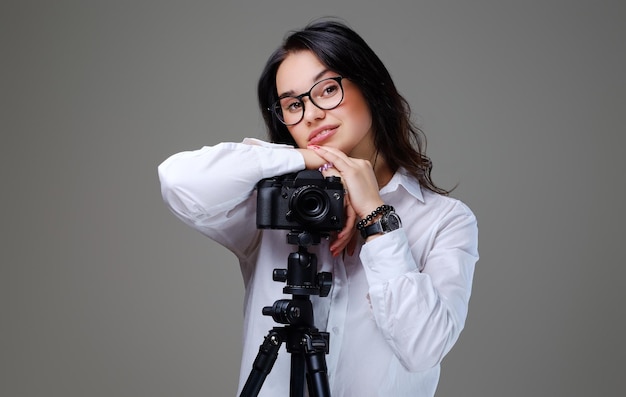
[360,210,402,239]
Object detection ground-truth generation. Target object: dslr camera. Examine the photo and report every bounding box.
[256,170,344,233]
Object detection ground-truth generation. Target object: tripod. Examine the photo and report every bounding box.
[240,231,333,397]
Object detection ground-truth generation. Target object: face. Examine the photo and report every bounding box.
[275,50,375,159]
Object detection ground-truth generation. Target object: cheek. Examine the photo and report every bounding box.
[287,126,308,148]
[347,100,373,135]
[359,111,373,133]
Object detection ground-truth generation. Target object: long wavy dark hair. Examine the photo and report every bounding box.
[257,19,449,195]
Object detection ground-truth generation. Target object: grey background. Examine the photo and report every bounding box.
[3,0,625,396]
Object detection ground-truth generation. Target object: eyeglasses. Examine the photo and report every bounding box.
[270,76,345,126]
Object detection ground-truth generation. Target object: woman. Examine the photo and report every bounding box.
[159,19,478,396]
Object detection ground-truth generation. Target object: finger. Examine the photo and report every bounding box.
[309,145,353,171]
[347,233,358,256]
[330,234,349,256]
[330,197,357,254]
[338,193,357,236]
[330,229,350,255]
[345,194,358,228]
[333,214,354,245]
[330,215,353,251]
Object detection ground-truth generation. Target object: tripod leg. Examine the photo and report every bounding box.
[304,333,331,397]
[240,329,283,397]
[290,353,306,397]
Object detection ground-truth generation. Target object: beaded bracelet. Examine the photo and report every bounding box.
[318,162,334,172]
[356,204,394,230]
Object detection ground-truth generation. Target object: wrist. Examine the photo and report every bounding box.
[357,205,402,240]
[356,204,393,230]
[297,148,325,170]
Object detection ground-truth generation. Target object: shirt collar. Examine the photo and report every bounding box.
[379,167,425,203]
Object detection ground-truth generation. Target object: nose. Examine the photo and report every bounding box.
[302,97,325,123]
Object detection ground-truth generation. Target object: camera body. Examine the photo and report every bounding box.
[256,170,344,233]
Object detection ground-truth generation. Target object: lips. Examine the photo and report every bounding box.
[308,125,338,145]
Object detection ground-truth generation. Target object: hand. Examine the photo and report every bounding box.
[308,154,356,256]
[309,145,385,220]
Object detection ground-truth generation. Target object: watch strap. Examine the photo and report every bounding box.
[361,220,384,239]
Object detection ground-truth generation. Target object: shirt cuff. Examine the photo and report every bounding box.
[359,230,418,284]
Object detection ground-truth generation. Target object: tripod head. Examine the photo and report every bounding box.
[262,230,333,326]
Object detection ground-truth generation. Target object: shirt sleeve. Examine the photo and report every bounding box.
[359,201,478,372]
[157,139,305,257]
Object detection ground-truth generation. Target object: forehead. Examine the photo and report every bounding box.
[275,50,330,95]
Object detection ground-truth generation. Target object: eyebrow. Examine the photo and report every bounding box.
[278,69,331,98]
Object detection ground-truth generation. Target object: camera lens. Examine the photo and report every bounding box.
[290,185,329,225]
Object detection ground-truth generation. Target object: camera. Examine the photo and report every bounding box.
[256,169,344,233]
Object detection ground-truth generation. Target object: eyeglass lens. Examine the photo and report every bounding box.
[274,77,343,126]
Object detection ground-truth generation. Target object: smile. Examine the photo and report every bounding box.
[308,126,338,145]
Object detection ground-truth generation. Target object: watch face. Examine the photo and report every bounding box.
[385,212,402,230]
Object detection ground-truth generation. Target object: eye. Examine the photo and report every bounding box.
[323,83,339,96]
[280,97,303,113]
[313,80,340,99]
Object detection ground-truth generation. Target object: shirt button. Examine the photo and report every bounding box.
[332,327,340,334]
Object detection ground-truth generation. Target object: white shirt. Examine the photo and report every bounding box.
[158,139,479,396]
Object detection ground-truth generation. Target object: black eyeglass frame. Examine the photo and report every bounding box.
[268,76,345,126]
